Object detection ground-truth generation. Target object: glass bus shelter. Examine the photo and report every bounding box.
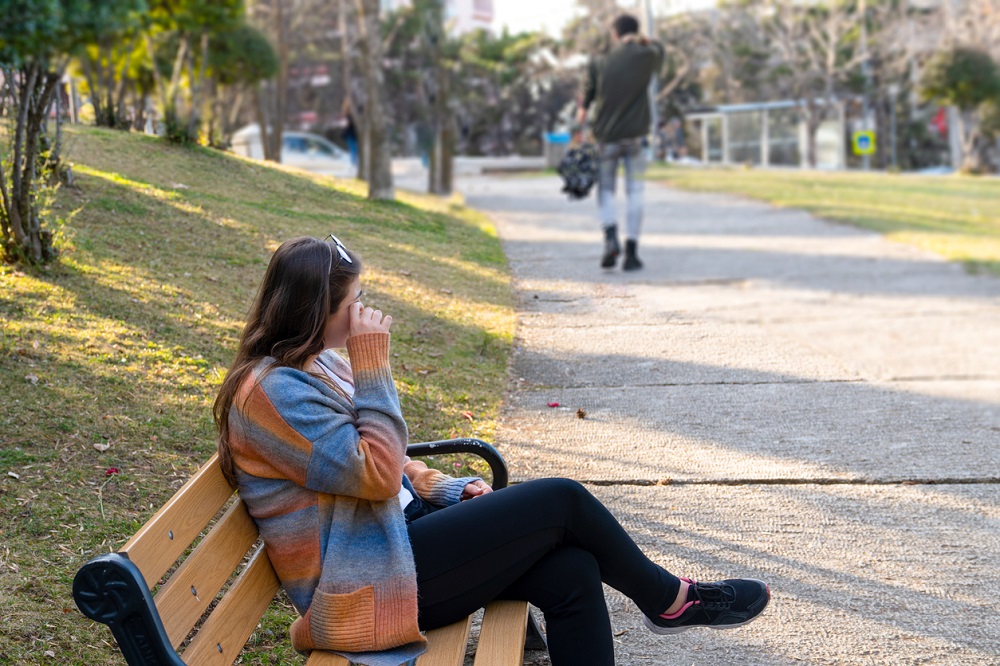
[687,100,846,169]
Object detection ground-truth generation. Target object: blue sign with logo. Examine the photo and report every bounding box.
[852,131,876,156]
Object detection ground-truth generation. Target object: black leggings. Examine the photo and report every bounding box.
[407,478,681,665]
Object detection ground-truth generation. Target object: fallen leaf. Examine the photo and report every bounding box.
[576,408,587,419]
[547,402,560,408]
[105,467,120,476]
[25,374,39,385]
[44,651,55,658]
[93,442,111,452]
[440,288,453,294]
[398,270,411,276]
[462,411,474,421]
[7,471,19,480]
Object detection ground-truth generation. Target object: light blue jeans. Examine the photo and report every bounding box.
[597,138,646,240]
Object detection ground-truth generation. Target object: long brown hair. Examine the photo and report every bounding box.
[213,236,362,486]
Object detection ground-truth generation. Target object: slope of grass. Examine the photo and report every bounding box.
[647,164,1000,275]
[0,126,515,665]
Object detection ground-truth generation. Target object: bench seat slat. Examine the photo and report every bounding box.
[305,650,352,665]
[303,615,473,666]
[473,601,529,666]
[122,453,234,587]
[156,498,259,647]
[417,615,473,666]
[181,545,281,665]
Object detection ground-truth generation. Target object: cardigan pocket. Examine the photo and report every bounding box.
[309,585,376,651]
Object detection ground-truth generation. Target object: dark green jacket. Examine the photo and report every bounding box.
[582,39,665,144]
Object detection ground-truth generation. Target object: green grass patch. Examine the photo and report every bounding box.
[0,126,514,665]
[647,164,1000,275]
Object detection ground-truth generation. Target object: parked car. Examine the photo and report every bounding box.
[231,124,353,175]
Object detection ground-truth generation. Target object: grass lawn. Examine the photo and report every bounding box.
[0,126,514,664]
[646,164,1000,276]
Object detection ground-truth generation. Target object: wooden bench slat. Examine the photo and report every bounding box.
[416,615,473,666]
[473,601,529,666]
[155,498,259,647]
[122,453,234,587]
[181,545,281,666]
[305,649,352,665]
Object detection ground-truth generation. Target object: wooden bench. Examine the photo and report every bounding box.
[73,438,545,666]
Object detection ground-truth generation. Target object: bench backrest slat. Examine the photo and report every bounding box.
[155,498,259,647]
[181,545,281,665]
[122,454,234,587]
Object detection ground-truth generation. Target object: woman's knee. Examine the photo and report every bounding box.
[529,477,591,502]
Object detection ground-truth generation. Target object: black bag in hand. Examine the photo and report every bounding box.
[557,143,599,200]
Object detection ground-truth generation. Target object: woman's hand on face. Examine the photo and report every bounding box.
[460,479,492,501]
[349,302,392,338]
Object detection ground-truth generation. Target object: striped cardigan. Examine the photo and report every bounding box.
[227,333,474,659]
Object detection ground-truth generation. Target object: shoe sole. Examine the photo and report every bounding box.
[643,582,770,635]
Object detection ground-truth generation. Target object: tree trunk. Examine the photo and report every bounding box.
[254,85,276,161]
[186,32,211,140]
[272,1,287,163]
[956,110,986,173]
[806,117,819,168]
[355,0,393,200]
[2,64,60,263]
[428,62,453,195]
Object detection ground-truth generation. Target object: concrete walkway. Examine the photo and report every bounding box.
[459,173,1000,665]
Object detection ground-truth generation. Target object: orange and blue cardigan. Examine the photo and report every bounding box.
[227,333,474,662]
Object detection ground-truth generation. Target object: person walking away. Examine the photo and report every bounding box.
[576,13,664,271]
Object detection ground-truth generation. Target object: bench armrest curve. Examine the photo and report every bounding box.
[406,438,509,490]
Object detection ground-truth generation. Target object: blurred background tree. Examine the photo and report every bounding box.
[921,46,1000,173]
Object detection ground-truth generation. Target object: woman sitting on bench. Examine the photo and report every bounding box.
[213,235,770,665]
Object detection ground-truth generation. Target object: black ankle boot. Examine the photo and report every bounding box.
[623,239,643,271]
[601,226,620,268]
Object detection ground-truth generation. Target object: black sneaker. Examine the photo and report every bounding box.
[643,577,770,635]
[601,232,620,268]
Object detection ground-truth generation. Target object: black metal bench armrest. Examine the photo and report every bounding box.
[406,438,509,489]
[74,553,184,666]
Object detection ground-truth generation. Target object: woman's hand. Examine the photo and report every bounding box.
[461,479,492,501]
[349,302,392,338]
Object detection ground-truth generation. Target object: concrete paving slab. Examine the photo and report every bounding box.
[591,483,1000,666]
[512,319,862,387]
[499,381,1000,482]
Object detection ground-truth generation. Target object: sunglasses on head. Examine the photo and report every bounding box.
[326,234,353,266]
